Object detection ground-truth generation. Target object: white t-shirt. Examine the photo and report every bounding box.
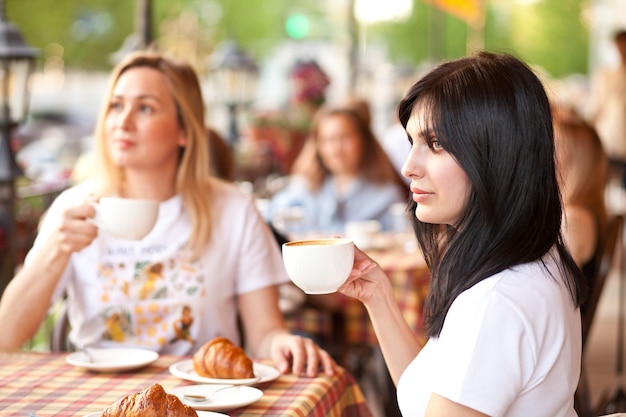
[396,255,581,417]
[26,179,290,355]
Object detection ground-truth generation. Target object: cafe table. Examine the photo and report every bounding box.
[0,352,373,417]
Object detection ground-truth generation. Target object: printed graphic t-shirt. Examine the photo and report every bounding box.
[27,179,290,355]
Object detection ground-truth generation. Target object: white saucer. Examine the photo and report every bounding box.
[168,384,263,411]
[169,359,280,385]
[85,411,228,417]
[66,347,159,372]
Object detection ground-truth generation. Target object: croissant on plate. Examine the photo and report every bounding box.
[193,336,255,379]
[100,383,197,417]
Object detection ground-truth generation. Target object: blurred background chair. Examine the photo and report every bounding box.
[576,214,624,417]
[49,297,72,353]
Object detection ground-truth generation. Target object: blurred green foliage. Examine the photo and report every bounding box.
[10,0,588,77]
[10,0,134,71]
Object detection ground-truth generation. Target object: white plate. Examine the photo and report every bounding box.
[66,347,159,372]
[169,359,280,385]
[168,384,263,411]
[85,411,228,417]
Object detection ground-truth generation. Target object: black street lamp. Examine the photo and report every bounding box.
[208,39,258,147]
[0,0,38,292]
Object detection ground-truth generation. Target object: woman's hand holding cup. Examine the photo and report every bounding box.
[87,197,159,240]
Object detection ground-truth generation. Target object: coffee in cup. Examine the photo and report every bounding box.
[89,197,159,240]
[281,238,354,294]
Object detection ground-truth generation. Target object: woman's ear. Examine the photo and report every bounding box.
[177,128,187,147]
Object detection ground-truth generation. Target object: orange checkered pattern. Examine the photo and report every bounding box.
[0,353,372,417]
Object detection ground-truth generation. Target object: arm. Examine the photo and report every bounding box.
[0,203,98,351]
[425,394,490,417]
[561,205,597,267]
[338,247,422,384]
[237,285,336,377]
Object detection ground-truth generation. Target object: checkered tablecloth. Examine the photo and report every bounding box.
[284,247,430,347]
[0,352,373,417]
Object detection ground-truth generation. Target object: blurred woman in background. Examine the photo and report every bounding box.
[553,107,608,274]
[268,99,408,236]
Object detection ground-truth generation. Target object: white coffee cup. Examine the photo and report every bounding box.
[282,238,354,294]
[89,197,159,240]
[345,220,382,249]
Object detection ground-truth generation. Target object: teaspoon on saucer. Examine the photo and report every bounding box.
[183,385,235,402]
[75,343,94,363]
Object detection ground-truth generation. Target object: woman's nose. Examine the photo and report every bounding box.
[116,106,135,130]
[401,144,425,179]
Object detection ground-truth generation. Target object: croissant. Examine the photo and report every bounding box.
[193,336,255,379]
[100,383,197,417]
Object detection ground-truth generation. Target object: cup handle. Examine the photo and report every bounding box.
[86,201,103,229]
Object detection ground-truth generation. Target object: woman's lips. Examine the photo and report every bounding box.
[411,187,432,203]
[113,138,135,149]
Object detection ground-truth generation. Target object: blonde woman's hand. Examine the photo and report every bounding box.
[51,199,100,254]
[269,332,337,377]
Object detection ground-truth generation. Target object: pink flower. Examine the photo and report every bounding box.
[289,60,330,106]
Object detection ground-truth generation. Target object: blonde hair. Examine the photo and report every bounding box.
[554,107,608,245]
[292,101,406,193]
[88,50,214,255]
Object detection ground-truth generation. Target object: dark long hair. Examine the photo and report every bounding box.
[398,52,586,338]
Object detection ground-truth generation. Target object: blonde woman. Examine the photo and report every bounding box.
[0,51,335,376]
[554,107,608,273]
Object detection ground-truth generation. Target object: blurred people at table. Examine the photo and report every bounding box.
[553,107,608,275]
[267,100,408,237]
[585,29,626,185]
[339,52,585,416]
[0,50,336,377]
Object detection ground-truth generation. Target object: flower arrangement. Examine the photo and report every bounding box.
[245,59,331,175]
[289,60,330,108]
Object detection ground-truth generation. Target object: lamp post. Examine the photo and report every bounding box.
[0,0,37,292]
[208,39,258,147]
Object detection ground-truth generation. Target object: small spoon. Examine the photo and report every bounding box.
[183,385,235,402]
[74,343,94,363]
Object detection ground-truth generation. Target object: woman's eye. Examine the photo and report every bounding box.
[109,102,124,112]
[429,139,443,151]
[139,105,154,114]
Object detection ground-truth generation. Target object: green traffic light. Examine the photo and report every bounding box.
[285,13,309,39]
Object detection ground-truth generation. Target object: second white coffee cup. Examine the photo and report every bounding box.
[282,238,354,294]
[90,197,159,240]
[345,220,382,249]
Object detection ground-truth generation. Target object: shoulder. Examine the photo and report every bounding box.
[481,257,564,293]
[209,178,253,204]
[459,256,573,319]
[271,176,315,201]
[47,182,97,209]
[562,204,598,263]
[563,205,595,229]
